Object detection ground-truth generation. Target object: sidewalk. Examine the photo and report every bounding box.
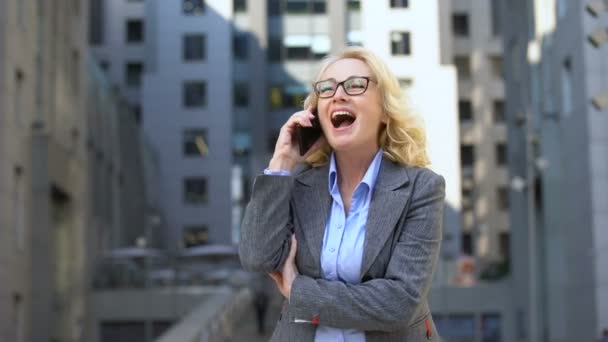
[228,292,282,342]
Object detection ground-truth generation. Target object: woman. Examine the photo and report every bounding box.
[239,46,445,341]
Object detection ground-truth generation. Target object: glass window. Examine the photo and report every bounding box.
[462,232,473,255]
[459,100,473,121]
[460,144,475,167]
[493,100,505,123]
[184,177,208,204]
[283,84,309,108]
[390,0,408,8]
[482,313,502,342]
[183,129,208,157]
[499,233,510,261]
[132,104,141,124]
[183,0,205,15]
[491,0,502,36]
[126,19,144,43]
[233,132,251,157]
[490,56,504,79]
[89,0,104,44]
[311,35,330,59]
[454,56,471,80]
[347,0,361,11]
[390,32,411,55]
[284,35,311,54]
[286,0,308,14]
[435,314,475,341]
[286,46,310,60]
[497,187,509,210]
[269,86,283,109]
[233,33,249,60]
[125,62,143,87]
[462,188,473,210]
[234,82,249,107]
[183,81,207,108]
[183,34,206,61]
[453,13,469,37]
[233,0,247,12]
[183,225,209,248]
[312,0,326,14]
[268,0,281,15]
[495,143,507,166]
[268,38,282,62]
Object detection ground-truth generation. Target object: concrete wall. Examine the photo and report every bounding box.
[581,0,608,332]
[0,0,94,341]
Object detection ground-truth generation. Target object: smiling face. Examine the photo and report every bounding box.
[315,58,385,155]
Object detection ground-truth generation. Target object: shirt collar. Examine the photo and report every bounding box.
[328,149,384,196]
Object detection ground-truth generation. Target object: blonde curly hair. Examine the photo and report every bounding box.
[303,46,430,167]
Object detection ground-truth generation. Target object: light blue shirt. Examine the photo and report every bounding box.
[315,149,383,342]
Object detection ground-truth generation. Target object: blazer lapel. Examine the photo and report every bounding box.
[293,165,331,274]
[360,158,411,277]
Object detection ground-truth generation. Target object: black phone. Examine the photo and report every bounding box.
[295,107,323,156]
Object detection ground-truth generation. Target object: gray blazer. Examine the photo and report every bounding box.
[239,157,445,341]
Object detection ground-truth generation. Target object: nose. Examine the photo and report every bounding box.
[332,84,349,102]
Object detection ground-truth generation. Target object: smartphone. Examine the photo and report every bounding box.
[295,107,323,156]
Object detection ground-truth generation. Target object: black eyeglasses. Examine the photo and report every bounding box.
[313,76,376,98]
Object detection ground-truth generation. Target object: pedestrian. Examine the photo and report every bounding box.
[240,46,445,341]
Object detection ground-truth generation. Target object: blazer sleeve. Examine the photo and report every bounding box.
[285,171,445,332]
[239,174,295,273]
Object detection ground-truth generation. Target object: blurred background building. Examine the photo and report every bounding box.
[449,0,510,269]
[88,0,461,257]
[503,0,608,341]
[2,0,607,341]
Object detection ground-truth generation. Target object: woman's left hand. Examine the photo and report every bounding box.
[269,235,299,299]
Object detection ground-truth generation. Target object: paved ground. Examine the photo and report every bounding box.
[228,292,282,342]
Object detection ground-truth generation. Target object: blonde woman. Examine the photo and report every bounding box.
[239,46,444,341]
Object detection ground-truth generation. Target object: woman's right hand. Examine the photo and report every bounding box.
[268,108,324,173]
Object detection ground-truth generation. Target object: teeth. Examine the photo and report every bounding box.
[331,111,354,119]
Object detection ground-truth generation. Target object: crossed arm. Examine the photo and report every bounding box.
[239,172,445,332]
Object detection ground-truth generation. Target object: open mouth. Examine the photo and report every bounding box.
[331,111,356,129]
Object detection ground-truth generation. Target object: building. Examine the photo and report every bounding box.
[0,0,92,340]
[503,0,608,340]
[0,0,151,341]
[90,0,233,250]
[143,0,234,251]
[448,0,511,269]
[88,0,461,252]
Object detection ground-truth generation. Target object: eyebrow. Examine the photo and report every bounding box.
[316,75,371,83]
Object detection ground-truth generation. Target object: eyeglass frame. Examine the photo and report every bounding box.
[313,76,377,98]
